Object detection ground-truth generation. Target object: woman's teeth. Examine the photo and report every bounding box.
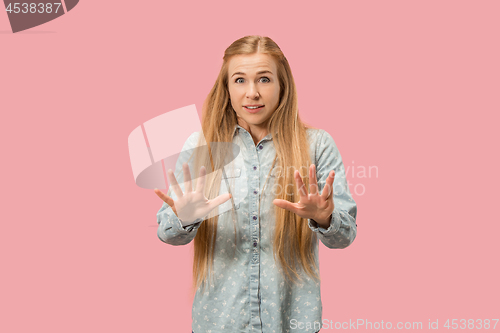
[245,106,263,109]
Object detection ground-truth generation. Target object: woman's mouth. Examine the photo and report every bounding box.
[244,105,264,113]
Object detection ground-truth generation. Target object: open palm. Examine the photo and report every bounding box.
[273,164,335,227]
[154,163,232,226]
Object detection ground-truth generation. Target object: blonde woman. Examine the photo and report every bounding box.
[155,35,357,333]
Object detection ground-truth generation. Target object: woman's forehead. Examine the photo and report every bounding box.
[228,54,277,76]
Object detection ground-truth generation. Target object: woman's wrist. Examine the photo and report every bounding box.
[314,214,332,229]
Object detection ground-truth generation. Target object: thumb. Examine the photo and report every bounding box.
[210,193,232,208]
[154,188,177,215]
[273,199,297,214]
[273,199,287,209]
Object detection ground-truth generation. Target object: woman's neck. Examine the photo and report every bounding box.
[238,119,268,146]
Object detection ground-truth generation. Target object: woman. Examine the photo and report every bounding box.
[155,35,357,333]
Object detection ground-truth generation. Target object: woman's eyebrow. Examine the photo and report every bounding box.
[231,70,274,77]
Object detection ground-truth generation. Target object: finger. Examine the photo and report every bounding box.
[154,188,174,206]
[195,166,206,192]
[309,164,319,195]
[166,169,184,199]
[183,163,192,193]
[154,189,178,215]
[209,193,232,209]
[295,170,308,197]
[273,199,300,215]
[321,170,336,200]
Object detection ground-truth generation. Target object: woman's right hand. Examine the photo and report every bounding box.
[154,163,232,225]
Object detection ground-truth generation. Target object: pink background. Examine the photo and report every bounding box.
[1,0,499,332]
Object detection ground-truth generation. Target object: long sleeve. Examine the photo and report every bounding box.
[157,201,203,245]
[307,129,358,249]
[156,131,203,246]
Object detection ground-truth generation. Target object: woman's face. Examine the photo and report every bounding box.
[227,53,280,133]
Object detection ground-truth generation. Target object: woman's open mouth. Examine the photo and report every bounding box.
[244,105,264,113]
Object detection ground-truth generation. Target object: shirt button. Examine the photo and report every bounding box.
[253,216,257,220]
[253,242,257,247]
[253,190,258,195]
[253,166,257,170]
[258,145,263,150]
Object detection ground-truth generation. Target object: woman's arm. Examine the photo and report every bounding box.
[308,129,358,249]
[156,131,203,246]
[157,201,202,245]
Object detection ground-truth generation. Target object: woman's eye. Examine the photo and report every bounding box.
[235,77,270,83]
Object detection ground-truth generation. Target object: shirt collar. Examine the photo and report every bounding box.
[233,124,274,142]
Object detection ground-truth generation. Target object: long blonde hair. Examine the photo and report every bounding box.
[190,35,319,292]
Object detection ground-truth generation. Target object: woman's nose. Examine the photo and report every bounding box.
[246,84,260,99]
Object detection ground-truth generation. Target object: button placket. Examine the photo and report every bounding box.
[251,173,262,329]
[243,132,262,331]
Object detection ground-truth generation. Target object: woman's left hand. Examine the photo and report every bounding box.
[273,164,335,229]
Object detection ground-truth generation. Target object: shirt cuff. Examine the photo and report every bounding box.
[308,209,342,235]
[176,217,204,234]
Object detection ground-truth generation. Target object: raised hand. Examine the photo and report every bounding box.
[154,163,232,226]
[273,164,335,228]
